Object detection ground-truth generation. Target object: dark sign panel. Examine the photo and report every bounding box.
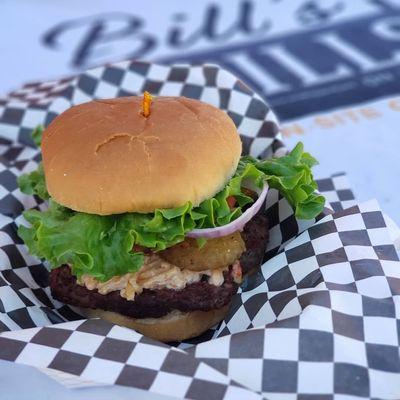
[161,2,400,119]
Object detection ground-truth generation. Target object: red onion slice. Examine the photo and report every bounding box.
[187,183,269,239]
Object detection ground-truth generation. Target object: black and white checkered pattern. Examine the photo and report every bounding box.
[0,62,283,156]
[317,173,357,213]
[191,199,400,399]
[0,319,262,399]
[0,61,399,399]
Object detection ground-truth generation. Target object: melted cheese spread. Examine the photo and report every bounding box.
[78,254,227,301]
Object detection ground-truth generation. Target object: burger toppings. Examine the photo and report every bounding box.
[50,265,240,320]
[50,212,268,322]
[186,182,268,239]
[78,253,232,301]
[232,261,242,284]
[160,232,245,271]
[18,139,324,282]
[226,196,236,209]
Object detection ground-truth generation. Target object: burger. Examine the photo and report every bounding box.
[18,93,324,342]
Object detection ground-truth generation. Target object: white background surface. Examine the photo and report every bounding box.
[0,360,174,400]
[282,96,400,223]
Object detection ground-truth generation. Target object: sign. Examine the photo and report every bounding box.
[2,0,400,119]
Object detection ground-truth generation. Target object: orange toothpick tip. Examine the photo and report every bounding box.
[142,91,153,117]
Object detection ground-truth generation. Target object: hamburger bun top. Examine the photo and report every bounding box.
[42,96,242,215]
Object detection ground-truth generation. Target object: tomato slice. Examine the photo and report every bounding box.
[241,187,257,199]
[226,196,237,209]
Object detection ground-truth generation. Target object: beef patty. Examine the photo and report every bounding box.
[50,211,269,319]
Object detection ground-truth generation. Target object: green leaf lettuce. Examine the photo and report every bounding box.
[18,140,325,281]
[17,163,49,200]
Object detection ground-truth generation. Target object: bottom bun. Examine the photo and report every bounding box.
[80,305,230,342]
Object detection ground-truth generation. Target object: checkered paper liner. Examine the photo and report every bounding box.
[0,61,399,399]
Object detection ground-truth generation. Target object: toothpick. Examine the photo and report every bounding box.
[142,91,152,117]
